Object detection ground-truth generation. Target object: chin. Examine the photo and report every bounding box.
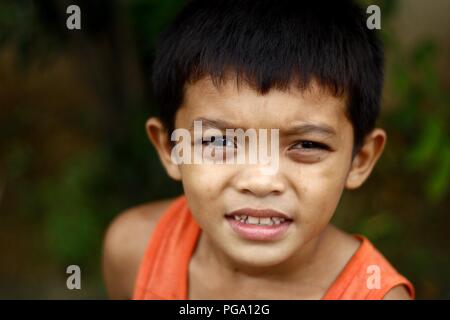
[224,243,297,269]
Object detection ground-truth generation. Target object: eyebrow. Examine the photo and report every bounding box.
[190,117,234,131]
[284,122,337,137]
[190,117,337,137]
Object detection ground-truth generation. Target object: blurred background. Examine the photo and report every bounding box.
[0,0,449,299]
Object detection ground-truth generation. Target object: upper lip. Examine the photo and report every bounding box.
[225,208,292,220]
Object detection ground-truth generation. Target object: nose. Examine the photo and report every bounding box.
[234,165,286,197]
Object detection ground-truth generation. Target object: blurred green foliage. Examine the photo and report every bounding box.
[384,31,450,203]
[0,0,448,298]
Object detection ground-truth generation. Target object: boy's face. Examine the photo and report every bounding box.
[148,76,385,268]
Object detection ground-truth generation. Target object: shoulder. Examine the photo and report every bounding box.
[383,285,412,300]
[101,197,176,299]
[323,226,413,300]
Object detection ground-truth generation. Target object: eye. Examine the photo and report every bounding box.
[287,140,332,163]
[202,136,236,148]
[290,140,330,150]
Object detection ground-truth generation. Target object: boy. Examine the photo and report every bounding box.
[102,0,415,299]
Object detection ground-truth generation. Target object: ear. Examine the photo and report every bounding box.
[345,128,387,189]
[146,117,182,181]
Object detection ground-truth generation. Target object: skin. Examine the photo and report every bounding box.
[102,76,411,299]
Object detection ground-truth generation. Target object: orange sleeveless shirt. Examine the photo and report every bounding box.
[133,195,415,300]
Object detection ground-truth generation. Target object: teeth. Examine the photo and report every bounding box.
[259,217,272,225]
[247,216,259,224]
[234,215,288,226]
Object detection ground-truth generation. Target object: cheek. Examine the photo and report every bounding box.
[293,158,350,234]
[180,164,234,228]
[180,164,230,197]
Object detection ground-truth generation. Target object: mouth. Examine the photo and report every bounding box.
[224,208,293,241]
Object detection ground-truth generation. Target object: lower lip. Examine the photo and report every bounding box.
[226,216,292,241]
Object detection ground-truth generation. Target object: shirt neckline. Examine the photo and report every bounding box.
[182,219,368,300]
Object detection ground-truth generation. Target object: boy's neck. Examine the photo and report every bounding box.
[192,225,336,286]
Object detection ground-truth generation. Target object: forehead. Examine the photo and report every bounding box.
[176,76,349,131]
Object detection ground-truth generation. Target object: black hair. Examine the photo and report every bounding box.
[151,0,384,152]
